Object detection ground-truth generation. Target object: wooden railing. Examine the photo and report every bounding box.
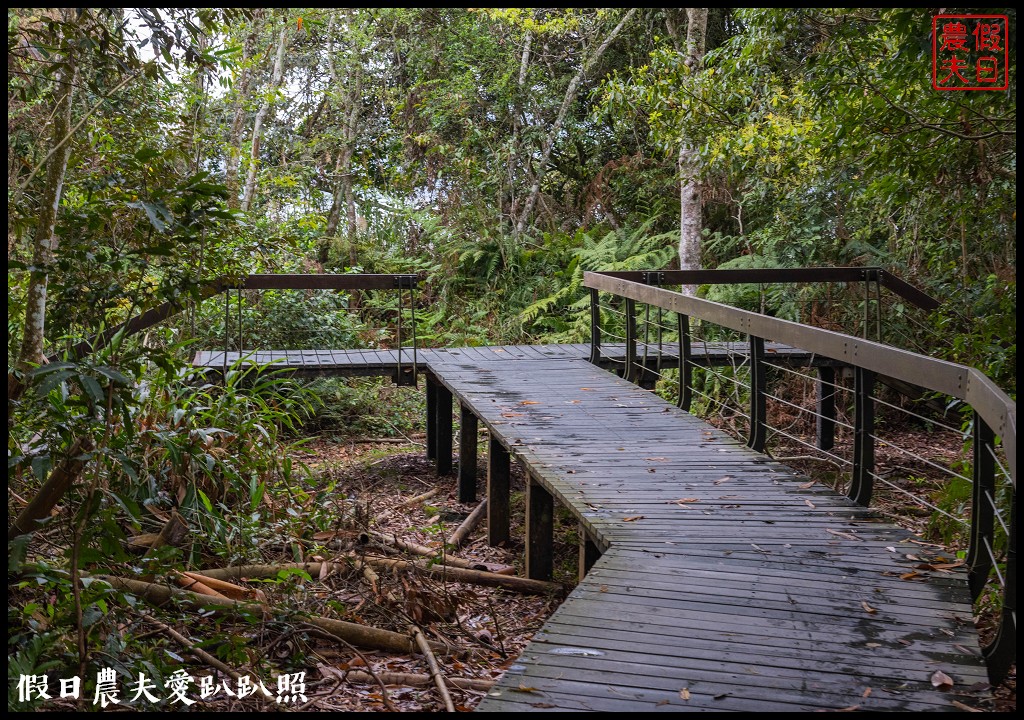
[584,269,1015,684]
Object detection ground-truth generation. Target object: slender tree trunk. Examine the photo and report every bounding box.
[240,19,287,213]
[678,8,708,296]
[225,13,263,210]
[515,9,636,238]
[15,10,78,374]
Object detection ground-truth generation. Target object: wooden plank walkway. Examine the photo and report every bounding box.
[192,341,831,378]
[417,355,990,712]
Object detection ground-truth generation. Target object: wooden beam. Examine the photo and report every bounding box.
[578,524,601,582]
[435,382,453,476]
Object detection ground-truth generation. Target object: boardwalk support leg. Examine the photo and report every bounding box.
[487,437,510,547]
[579,525,600,582]
[967,412,995,600]
[849,367,875,506]
[425,376,437,461]
[458,404,478,503]
[435,383,453,476]
[748,335,767,452]
[526,477,554,581]
[816,366,836,451]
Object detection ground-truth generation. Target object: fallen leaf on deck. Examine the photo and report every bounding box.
[930,670,954,690]
[861,601,878,614]
[885,546,897,552]
[520,400,540,405]
[799,480,817,489]
[513,684,540,693]
[645,456,668,461]
[862,687,872,698]
[501,412,524,418]
[623,516,644,522]
[713,476,732,485]
[680,688,691,700]
[900,571,921,581]
[804,498,816,509]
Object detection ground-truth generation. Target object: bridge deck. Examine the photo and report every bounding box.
[191,343,990,709]
[420,354,988,712]
[191,341,832,378]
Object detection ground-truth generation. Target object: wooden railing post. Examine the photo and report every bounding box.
[748,335,767,452]
[588,288,602,365]
[624,298,638,382]
[849,367,875,506]
[983,494,1015,684]
[458,404,478,503]
[968,412,996,600]
[677,313,693,412]
[816,366,836,451]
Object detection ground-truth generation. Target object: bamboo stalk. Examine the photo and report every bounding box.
[411,625,455,712]
[369,529,514,575]
[345,670,494,692]
[397,488,439,508]
[94,575,447,655]
[197,559,560,595]
[446,499,487,548]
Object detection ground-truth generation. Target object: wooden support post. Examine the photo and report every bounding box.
[425,376,437,461]
[816,366,836,451]
[458,404,478,503]
[435,382,453,476]
[747,335,767,453]
[526,477,554,581]
[487,436,510,547]
[578,524,600,583]
[849,367,875,506]
[982,495,1015,685]
[967,411,996,600]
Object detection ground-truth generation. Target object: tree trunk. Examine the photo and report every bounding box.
[515,9,636,238]
[225,12,263,210]
[15,10,78,374]
[678,8,708,296]
[240,19,287,213]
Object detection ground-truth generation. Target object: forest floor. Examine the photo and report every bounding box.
[12,425,1013,712]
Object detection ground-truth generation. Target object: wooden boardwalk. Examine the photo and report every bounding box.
[419,355,989,712]
[192,343,992,710]
[192,341,830,379]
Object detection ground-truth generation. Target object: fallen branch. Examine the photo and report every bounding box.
[94,575,448,655]
[345,670,494,692]
[361,556,560,596]
[446,499,487,549]
[146,616,247,684]
[8,436,93,541]
[198,559,559,595]
[397,488,438,508]
[369,529,513,575]
[411,625,455,712]
[141,510,190,560]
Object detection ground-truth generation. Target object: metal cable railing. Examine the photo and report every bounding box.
[585,268,1015,685]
